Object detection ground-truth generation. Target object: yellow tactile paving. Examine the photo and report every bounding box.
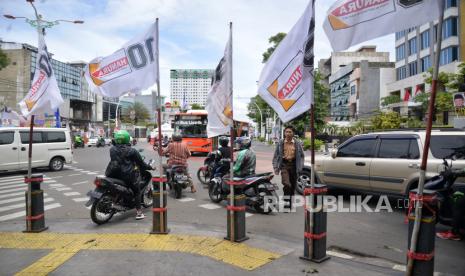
[0,232,281,274]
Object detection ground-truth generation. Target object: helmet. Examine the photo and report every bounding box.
[219,136,229,147]
[237,137,251,150]
[114,130,130,144]
[172,133,182,142]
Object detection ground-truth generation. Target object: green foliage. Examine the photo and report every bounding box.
[0,49,9,70]
[381,95,401,107]
[371,111,401,130]
[414,91,453,112]
[262,32,286,63]
[404,117,424,128]
[123,101,150,124]
[191,103,204,110]
[302,138,324,151]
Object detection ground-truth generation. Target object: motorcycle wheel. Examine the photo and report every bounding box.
[174,183,182,199]
[141,185,153,208]
[90,194,115,225]
[208,182,224,203]
[254,187,275,214]
[197,168,210,185]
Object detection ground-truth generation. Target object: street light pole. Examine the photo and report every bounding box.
[252,101,263,138]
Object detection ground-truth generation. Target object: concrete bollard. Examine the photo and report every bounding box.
[23,174,48,233]
[301,184,330,263]
[407,189,437,276]
[151,176,169,234]
[225,180,249,242]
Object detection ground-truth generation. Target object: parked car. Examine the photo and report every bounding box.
[87,136,105,147]
[0,127,73,172]
[299,130,465,197]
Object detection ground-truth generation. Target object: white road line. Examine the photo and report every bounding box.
[0,187,26,194]
[0,184,24,190]
[81,171,91,173]
[245,213,253,218]
[0,198,54,212]
[68,174,82,177]
[48,184,65,188]
[0,192,25,199]
[72,197,88,202]
[0,193,48,205]
[72,181,88,186]
[73,169,84,171]
[198,203,222,210]
[0,177,23,183]
[43,180,57,183]
[0,180,23,186]
[64,192,81,197]
[392,265,406,272]
[177,197,196,202]
[327,250,354,260]
[0,176,24,181]
[55,187,72,191]
[46,176,63,179]
[87,172,98,175]
[0,203,62,222]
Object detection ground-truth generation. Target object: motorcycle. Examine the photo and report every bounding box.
[165,165,190,199]
[86,157,156,225]
[197,151,221,185]
[131,138,137,146]
[424,150,465,230]
[208,172,279,214]
[73,139,84,148]
[96,138,105,148]
[153,138,169,152]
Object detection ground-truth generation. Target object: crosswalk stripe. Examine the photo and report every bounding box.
[0,187,26,194]
[72,181,87,186]
[81,171,91,173]
[44,180,57,183]
[68,174,82,177]
[0,181,22,186]
[245,213,254,218]
[0,176,24,182]
[0,178,23,184]
[72,197,88,202]
[87,172,98,175]
[0,191,25,199]
[177,197,196,202]
[48,184,65,188]
[0,198,54,212]
[198,203,222,210]
[64,192,81,196]
[55,187,72,191]
[46,176,63,179]
[0,203,62,222]
[0,184,24,190]
[0,193,48,205]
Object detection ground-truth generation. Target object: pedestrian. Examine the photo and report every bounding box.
[272,126,305,211]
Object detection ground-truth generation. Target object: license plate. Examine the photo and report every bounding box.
[265,184,278,190]
[175,174,188,181]
[87,190,103,199]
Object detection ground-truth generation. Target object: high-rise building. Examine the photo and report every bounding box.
[384,0,464,117]
[170,69,213,107]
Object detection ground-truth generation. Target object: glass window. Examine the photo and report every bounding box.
[446,0,457,8]
[440,46,458,65]
[409,62,418,76]
[420,31,430,50]
[396,44,405,61]
[421,56,431,72]
[443,17,458,39]
[46,132,66,143]
[378,138,419,159]
[408,38,417,55]
[20,132,44,144]
[0,132,14,145]
[397,66,407,80]
[430,135,465,159]
[337,138,376,158]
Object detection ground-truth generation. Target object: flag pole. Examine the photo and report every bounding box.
[228,21,235,242]
[406,1,444,275]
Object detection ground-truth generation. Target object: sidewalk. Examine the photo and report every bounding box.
[0,218,404,276]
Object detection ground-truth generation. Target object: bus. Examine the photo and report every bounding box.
[173,110,250,154]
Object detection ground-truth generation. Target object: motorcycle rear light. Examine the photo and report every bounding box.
[94,178,102,187]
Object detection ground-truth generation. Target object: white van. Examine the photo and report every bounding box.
[0,127,73,172]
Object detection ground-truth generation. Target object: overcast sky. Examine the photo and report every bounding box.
[0,0,394,121]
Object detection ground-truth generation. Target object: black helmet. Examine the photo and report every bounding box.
[172,133,182,142]
[219,136,229,147]
[237,137,251,150]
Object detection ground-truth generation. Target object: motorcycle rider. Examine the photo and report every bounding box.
[107,130,153,220]
[163,133,196,193]
[437,192,465,241]
[213,136,231,177]
[233,137,256,177]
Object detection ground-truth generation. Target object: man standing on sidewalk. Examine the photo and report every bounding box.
[272,126,305,210]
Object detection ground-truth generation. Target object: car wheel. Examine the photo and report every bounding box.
[49,157,64,171]
[296,170,312,195]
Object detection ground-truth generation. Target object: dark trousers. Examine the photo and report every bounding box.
[452,195,465,234]
[281,160,296,207]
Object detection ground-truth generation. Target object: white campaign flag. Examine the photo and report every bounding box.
[324,0,441,52]
[85,22,158,98]
[257,1,315,123]
[206,26,233,138]
[18,32,63,117]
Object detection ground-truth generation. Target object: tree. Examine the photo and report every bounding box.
[123,101,150,124]
[0,49,10,70]
[191,103,204,110]
[371,111,401,130]
[262,32,286,63]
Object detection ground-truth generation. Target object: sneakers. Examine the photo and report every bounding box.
[135,211,145,220]
[436,230,461,241]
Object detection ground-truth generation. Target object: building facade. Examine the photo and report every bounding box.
[384,0,464,116]
[170,69,213,107]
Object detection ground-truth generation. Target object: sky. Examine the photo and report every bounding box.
[0,0,395,122]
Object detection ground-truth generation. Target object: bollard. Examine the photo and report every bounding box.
[407,189,436,276]
[225,179,249,242]
[23,174,48,233]
[151,176,169,234]
[300,184,330,263]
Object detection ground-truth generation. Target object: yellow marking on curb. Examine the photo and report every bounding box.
[0,232,281,274]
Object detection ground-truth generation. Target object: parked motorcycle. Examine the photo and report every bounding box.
[86,158,156,225]
[424,149,465,230]
[208,172,278,214]
[165,165,190,199]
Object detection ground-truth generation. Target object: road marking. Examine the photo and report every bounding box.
[0,187,26,194]
[48,184,65,188]
[0,177,23,183]
[46,176,63,179]
[0,203,61,222]
[72,181,88,186]
[393,265,406,272]
[87,172,98,175]
[68,173,82,177]
[44,180,57,183]
[0,183,24,190]
[0,191,25,199]
[0,232,281,274]
[0,175,24,181]
[55,187,72,191]
[0,181,22,186]
[72,197,88,202]
[198,203,222,210]
[0,198,54,212]
[73,169,84,171]
[327,250,353,259]
[0,193,48,205]
[64,192,81,197]
[177,197,195,202]
[245,213,254,218]
[81,171,91,173]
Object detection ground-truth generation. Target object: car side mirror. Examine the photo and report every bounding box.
[331,149,338,159]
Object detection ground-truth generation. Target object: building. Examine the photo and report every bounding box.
[170,69,213,107]
[319,46,392,122]
[384,0,464,117]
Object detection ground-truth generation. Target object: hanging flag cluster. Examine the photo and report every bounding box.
[18,31,63,117]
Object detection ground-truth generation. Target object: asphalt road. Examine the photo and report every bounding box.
[0,140,463,275]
